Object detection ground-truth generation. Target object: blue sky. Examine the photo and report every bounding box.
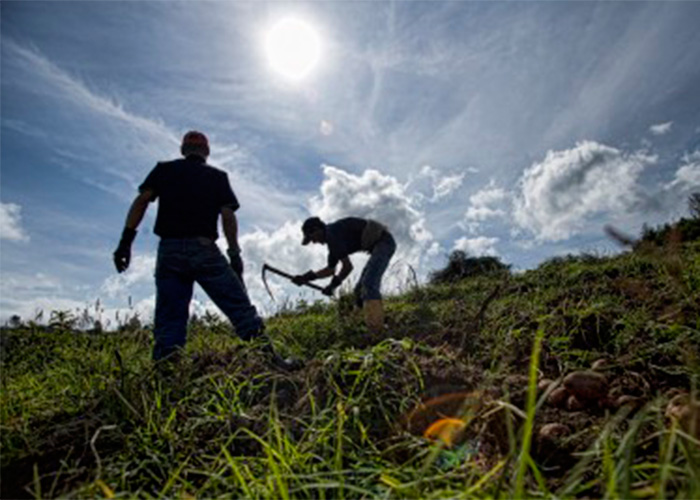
[2,1,699,324]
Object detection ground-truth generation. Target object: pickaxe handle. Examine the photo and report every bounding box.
[262,263,325,302]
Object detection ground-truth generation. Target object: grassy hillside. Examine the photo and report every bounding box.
[2,241,699,498]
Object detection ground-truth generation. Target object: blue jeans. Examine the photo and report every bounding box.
[354,233,397,301]
[153,238,263,360]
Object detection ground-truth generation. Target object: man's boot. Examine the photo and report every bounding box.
[258,335,303,371]
[363,299,385,335]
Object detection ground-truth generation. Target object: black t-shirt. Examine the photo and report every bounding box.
[326,217,368,268]
[139,156,239,240]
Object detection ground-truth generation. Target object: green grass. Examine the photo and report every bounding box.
[2,242,700,498]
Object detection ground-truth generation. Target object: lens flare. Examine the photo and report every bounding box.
[404,391,487,448]
[423,418,467,447]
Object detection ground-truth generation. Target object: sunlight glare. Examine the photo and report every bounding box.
[265,18,321,81]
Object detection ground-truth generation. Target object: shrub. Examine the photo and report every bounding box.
[638,217,700,247]
[429,250,509,284]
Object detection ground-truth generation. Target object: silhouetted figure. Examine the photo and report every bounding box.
[293,216,396,333]
[113,131,297,369]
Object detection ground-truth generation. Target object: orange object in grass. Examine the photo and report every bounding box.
[423,418,467,447]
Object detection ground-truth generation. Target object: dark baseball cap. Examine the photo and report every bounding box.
[301,217,325,245]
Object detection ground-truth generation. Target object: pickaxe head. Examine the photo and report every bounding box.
[261,263,276,302]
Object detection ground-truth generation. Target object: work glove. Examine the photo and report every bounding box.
[227,248,244,282]
[113,227,137,273]
[292,270,316,286]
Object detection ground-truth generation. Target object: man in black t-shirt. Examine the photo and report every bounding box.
[292,216,396,334]
[112,131,296,368]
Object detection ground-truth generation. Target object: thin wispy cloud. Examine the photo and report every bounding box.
[1,118,47,139]
[4,39,178,146]
[649,121,673,136]
[0,203,30,242]
[5,38,303,225]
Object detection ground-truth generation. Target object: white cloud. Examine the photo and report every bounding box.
[109,165,439,314]
[465,206,504,222]
[0,272,63,298]
[649,121,673,136]
[672,164,700,188]
[311,166,436,291]
[514,141,656,241]
[412,165,465,203]
[453,236,500,256]
[462,181,507,232]
[311,166,432,248]
[469,183,506,207]
[663,150,700,204]
[237,221,327,313]
[101,254,156,298]
[231,165,437,311]
[0,203,29,242]
[433,174,465,200]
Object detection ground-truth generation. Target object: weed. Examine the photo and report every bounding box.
[2,242,700,497]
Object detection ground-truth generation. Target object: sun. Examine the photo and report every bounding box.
[265,18,321,81]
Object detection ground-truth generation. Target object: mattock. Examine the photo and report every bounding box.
[262,263,325,302]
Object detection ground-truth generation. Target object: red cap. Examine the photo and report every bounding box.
[181,130,210,158]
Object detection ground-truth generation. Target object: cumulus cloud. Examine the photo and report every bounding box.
[311,166,432,248]
[433,174,465,200]
[231,165,436,311]
[669,151,700,187]
[0,202,29,242]
[661,150,700,213]
[69,166,437,318]
[411,165,465,203]
[649,121,673,136]
[453,236,500,256]
[309,166,437,291]
[462,181,507,233]
[101,254,156,298]
[671,164,700,188]
[236,221,327,313]
[514,141,656,241]
[422,166,465,201]
[469,183,507,207]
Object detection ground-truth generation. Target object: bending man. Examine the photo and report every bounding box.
[293,216,396,333]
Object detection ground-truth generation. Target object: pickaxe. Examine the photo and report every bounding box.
[262,263,325,301]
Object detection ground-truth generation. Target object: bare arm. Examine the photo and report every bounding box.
[124,190,153,230]
[311,257,352,283]
[311,266,336,280]
[336,257,353,282]
[221,206,241,252]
